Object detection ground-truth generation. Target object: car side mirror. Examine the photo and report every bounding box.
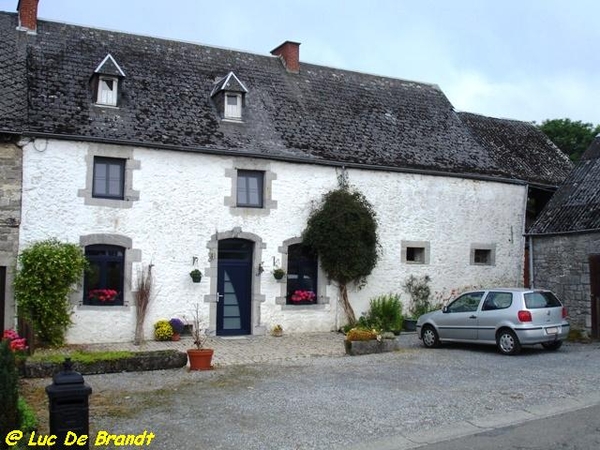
[442,306,449,313]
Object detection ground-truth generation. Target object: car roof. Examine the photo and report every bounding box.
[463,288,551,294]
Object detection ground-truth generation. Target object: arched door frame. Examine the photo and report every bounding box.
[205,227,266,335]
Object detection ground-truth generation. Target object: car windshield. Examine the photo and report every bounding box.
[524,291,562,309]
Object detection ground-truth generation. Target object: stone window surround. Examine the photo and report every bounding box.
[401,240,431,265]
[224,159,277,216]
[470,243,497,266]
[205,227,267,335]
[76,234,142,310]
[78,144,140,208]
[276,237,330,309]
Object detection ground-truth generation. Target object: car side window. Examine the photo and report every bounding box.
[482,292,513,311]
[447,292,484,313]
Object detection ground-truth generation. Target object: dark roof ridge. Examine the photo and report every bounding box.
[1,11,440,90]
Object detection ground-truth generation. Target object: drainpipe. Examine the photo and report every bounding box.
[528,235,535,289]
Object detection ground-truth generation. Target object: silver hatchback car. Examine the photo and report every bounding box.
[416,288,570,355]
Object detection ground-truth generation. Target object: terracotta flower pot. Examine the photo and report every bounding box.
[187,348,214,370]
[171,333,181,341]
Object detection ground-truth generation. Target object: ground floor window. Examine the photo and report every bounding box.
[84,244,124,306]
[286,244,318,305]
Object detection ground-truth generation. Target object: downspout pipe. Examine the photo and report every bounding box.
[528,235,534,289]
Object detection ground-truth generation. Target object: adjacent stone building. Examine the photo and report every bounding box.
[528,136,600,338]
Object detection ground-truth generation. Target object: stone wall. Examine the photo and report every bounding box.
[0,140,22,330]
[531,233,600,331]
[20,138,529,343]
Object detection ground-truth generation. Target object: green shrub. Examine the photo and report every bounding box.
[361,293,404,333]
[0,340,19,448]
[154,320,173,341]
[14,239,88,347]
[18,396,37,434]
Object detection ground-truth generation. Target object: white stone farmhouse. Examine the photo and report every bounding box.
[0,1,572,343]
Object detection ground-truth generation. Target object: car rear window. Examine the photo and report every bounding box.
[524,291,562,309]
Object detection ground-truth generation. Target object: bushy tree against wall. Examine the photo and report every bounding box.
[13,239,87,347]
[302,184,380,324]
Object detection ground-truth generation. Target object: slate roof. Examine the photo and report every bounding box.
[458,113,573,186]
[0,11,571,186]
[528,136,600,235]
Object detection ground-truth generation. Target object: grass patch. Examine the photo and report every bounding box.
[28,350,134,364]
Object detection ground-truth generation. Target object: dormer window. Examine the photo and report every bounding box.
[211,72,248,122]
[225,93,242,119]
[92,54,126,107]
[97,76,118,106]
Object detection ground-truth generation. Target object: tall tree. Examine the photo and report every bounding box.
[539,118,600,162]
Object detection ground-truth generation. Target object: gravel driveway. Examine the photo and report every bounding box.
[24,336,600,449]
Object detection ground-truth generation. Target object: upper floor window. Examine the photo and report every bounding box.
[211,72,248,121]
[286,244,318,305]
[225,93,242,119]
[237,170,264,208]
[84,244,125,306]
[93,157,125,199]
[97,76,118,106]
[92,54,126,107]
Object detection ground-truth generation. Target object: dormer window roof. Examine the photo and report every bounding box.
[211,72,248,121]
[92,54,125,107]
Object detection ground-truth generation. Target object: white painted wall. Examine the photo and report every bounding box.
[19,139,527,343]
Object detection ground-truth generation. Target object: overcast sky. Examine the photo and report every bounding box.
[3,0,599,125]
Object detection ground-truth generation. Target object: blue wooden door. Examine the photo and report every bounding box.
[217,239,253,336]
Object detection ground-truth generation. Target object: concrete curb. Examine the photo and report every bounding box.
[340,391,600,450]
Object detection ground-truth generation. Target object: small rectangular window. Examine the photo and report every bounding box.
[225,93,242,119]
[401,241,430,265]
[237,170,263,208]
[93,157,125,199]
[470,243,496,266]
[97,76,118,106]
[406,247,425,263]
[474,249,491,264]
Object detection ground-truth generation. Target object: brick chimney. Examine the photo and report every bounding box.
[17,0,39,33]
[270,41,301,73]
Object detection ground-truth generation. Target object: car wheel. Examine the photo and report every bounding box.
[421,325,440,348]
[541,341,563,351]
[496,329,521,355]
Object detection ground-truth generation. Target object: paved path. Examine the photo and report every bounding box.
[70,330,355,367]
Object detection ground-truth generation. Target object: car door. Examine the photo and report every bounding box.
[435,291,485,341]
[477,291,514,343]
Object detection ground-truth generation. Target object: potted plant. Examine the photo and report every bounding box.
[271,324,283,337]
[154,319,174,341]
[169,318,185,341]
[190,269,202,283]
[187,304,213,370]
[272,268,286,281]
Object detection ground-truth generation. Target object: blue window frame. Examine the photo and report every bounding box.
[84,245,124,306]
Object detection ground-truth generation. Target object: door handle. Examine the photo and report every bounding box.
[469,315,477,319]
[216,292,224,302]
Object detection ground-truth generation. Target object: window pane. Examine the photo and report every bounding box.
[287,244,318,305]
[237,171,263,207]
[84,245,125,306]
[226,95,238,106]
[93,157,124,199]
